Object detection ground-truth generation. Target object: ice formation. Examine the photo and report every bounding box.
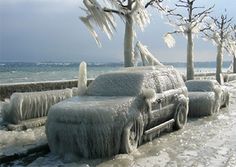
[134,41,164,66]
[46,67,188,158]
[2,89,73,124]
[131,0,150,31]
[80,0,150,46]
[187,92,215,117]
[77,61,87,96]
[46,96,141,158]
[186,80,222,117]
[142,88,157,103]
[80,0,116,46]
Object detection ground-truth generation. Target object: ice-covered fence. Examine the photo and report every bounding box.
[2,89,75,124]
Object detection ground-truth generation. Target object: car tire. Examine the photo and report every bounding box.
[120,121,139,154]
[174,104,187,130]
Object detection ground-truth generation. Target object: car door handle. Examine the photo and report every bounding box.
[157,97,164,103]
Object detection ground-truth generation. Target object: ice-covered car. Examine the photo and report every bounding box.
[46,66,189,158]
[185,80,229,117]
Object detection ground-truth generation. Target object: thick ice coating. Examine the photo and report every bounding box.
[185,80,222,117]
[77,61,87,96]
[46,96,142,158]
[46,67,188,159]
[2,89,73,124]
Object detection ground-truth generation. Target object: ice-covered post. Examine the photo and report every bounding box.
[77,61,87,95]
[80,0,164,67]
[161,0,214,80]
[203,14,234,83]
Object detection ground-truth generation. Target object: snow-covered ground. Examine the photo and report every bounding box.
[1,82,236,167]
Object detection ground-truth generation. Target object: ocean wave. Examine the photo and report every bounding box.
[36,62,73,66]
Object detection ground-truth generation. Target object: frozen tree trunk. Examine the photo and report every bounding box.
[216,44,223,83]
[187,31,194,80]
[233,56,236,73]
[124,15,134,67]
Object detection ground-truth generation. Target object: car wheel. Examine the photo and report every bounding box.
[120,121,139,154]
[174,104,187,130]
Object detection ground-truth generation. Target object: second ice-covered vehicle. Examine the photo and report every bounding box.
[185,80,229,117]
[46,66,188,158]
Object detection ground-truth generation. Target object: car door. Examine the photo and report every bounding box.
[148,74,176,128]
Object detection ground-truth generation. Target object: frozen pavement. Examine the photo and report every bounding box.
[1,82,236,166]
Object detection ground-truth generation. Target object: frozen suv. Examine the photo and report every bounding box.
[46,66,188,158]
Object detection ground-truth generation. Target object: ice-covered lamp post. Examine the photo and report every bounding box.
[161,0,214,80]
[80,0,164,67]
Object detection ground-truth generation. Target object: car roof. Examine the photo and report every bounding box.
[100,65,176,77]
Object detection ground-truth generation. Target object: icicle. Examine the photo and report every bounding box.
[77,61,88,96]
[81,0,117,46]
[80,16,102,47]
[164,33,176,48]
[131,0,150,31]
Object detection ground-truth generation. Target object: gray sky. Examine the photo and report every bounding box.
[0,0,235,63]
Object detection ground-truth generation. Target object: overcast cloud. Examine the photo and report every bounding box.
[0,0,235,63]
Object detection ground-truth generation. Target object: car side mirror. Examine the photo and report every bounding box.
[142,88,157,103]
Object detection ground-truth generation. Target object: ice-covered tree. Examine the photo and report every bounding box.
[80,0,164,67]
[203,14,234,83]
[225,25,236,73]
[161,0,214,80]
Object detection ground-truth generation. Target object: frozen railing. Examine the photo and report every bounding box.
[2,89,76,124]
[0,79,94,101]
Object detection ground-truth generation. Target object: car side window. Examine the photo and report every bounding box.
[150,73,162,93]
[158,75,174,92]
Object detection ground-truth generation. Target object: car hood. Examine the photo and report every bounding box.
[48,96,139,124]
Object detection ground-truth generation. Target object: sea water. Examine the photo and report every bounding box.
[0,62,231,84]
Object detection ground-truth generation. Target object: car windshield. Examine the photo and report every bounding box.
[86,72,145,96]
